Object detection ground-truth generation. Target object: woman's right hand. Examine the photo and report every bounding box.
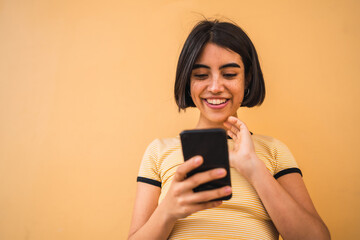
[159,155,232,222]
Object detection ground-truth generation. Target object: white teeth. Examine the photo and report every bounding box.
[206,99,227,105]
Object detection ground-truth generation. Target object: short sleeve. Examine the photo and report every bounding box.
[137,139,162,187]
[273,139,303,179]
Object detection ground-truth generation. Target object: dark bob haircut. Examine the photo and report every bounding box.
[174,20,265,111]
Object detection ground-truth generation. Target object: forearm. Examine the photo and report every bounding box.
[247,161,330,240]
[128,205,176,240]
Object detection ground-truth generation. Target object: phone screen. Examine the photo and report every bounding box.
[180,128,232,200]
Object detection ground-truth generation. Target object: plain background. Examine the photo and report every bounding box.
[1,0,359,239]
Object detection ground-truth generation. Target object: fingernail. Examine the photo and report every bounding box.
[216,169,226,175]
[224,186,232,194]
[194,156,202,164]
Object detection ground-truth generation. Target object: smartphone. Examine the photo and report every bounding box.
[180,128,232,200]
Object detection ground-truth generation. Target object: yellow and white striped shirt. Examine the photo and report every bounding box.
[137,134,302,239]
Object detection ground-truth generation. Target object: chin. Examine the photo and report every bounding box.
[207,114,230,125]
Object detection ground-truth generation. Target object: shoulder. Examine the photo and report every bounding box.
[144,136,181,156]
[157,136,181,148]
[252,133,301,176]
[252,134,295,163]
[252,134,288,151]
[252,133,277,145]
[138,136,181,180]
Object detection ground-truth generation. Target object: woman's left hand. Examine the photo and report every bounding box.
[223,116,263,179]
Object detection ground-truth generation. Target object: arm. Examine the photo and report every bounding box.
[128,182,174,239]
[249,162,330,240]
[224,116,330,240]
[128,156,232,240]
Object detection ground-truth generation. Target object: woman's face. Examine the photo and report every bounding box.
[190,42,245,127]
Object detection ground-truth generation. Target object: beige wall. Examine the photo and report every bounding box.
[1,0,359,239]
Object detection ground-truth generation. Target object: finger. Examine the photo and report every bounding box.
[227,116,248,132]
[224,120,239,133]
[225,121,241,140]
[223,121,231,129]
[230,124,240,136]
[188,186,232,203]
[174,155,203,182]
[227,129,238,141]
[182,168,227,190]
[227,117,251,141]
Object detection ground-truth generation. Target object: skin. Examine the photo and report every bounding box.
[128,43,331,240]
[190,43,245,128]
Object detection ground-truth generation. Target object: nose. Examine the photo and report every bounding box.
[208,74,224,93]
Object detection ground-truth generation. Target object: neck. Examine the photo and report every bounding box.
[195,112,238,129]
[195,121,225,129]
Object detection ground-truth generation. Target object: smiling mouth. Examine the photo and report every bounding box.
[205,99,229,105]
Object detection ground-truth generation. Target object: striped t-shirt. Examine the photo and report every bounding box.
[137,134,302,239]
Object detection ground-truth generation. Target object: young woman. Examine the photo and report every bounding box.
[128,20,330,240]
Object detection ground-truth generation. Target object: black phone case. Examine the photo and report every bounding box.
[180,128,232,201]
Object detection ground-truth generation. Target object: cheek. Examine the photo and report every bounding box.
[190,82,202,100]
[229,82,245,102]
[229,81,244,92]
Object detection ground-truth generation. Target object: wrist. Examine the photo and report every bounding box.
[157,200,178,225]
[240,157,268,184]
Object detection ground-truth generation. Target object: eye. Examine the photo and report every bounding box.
[193,74,208,80]
[223,73,237,79]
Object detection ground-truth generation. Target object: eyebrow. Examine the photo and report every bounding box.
[192,63,241,70]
